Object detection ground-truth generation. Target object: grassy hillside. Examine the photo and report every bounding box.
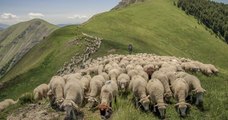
[80,0,228,119]
[0,25,87,100]
[1,0,228,119]
[0,19,58,78]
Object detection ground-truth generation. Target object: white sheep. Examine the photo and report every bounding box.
[171,78,191,117]
[47,76,65,107]
[108,68,121,82]
[60,80,84,120]
[176,72,206,105]
[152,71,172,101]
[63,73,82,83]
[146,79,167,119]
[0,99,18,112]
[129,75,150,111]
[33,83,49,101]
[117,73,130,92]
[87,75,106,108]
[97,80,118,119]
[80,75,92,94]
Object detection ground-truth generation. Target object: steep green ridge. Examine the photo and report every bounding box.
[0,25,87,99]
[0,0,228,119]
[0,19,58,78]
[80,0,228,119]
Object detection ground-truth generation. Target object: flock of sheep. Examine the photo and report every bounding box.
[0,53,218,120]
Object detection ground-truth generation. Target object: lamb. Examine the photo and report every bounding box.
[175,72,206,105]
[0,99,18,112]
[171,78,191,117]
[146,79,167,119]
[87,75,106,108]
[117,73,130,92]
[33,83,49,101]
[97,80,118,119]
[129,75,150,111]
[47,76,65,107]
[60,80,84,120]
[152,71,172,101]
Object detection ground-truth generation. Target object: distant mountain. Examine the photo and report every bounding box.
[0,23,9,30]
[0,19,58,77]
[57,24,71,27]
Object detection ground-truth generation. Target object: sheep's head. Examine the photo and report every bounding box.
[61,100,80,120]
[139,95,150,111]
[194,92,205,106]
[97,103,113,120]
[175,102,191,117]
[88,97,99,108]
[154,103,168,119]
[118,79,128,92]
[164,91,173,102]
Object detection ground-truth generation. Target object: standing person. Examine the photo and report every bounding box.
[128,44,133,54]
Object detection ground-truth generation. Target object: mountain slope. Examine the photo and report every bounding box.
[0,0,228,119]
[0,19,58,77]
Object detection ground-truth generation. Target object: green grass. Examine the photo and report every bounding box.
[0,25,86,100]
[1,0,228,119]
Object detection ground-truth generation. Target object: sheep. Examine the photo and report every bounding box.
[100,72,109,81]
[33,83,49,101]
[206,64,218,74]
[0,99,18,112]
[108,68,121,82]
[135,65,144,72]
[129,75,150,111]
[171,78,191,117]
[127,69,138,80]
[80,75,92,94]
[97,80,118,119]
[98,65,104,74]
[152,71,172,101]
[146,79,167,119]
[175,72,206,105]
[63,73,82,83]
[126,64,134,72]
[47,76,65,108]
[138,70,149,81]
[60,80,84,120]
[117,73,130,92]
[87,75,106,108]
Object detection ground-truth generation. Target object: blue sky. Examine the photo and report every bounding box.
[0,0,120,25]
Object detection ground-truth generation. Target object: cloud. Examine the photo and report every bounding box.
[68,14,88,19]
[1,13,18,19]
[28,12,44,18]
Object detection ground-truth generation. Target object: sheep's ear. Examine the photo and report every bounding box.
[174,103,180,107]
[146,95,150,98]
[185,103,191,108]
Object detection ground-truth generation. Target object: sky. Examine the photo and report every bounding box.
[0,0,120,25]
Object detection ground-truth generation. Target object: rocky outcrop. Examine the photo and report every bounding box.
[56,33,102,76]
[112,0,145,10]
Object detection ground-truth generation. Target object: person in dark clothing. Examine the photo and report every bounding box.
[128,44,133,54]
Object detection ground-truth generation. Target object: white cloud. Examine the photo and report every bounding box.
[68,14,88,19]
[1,13,18,19]
[28,12,44,18]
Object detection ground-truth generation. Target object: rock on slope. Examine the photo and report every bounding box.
[113,0,145,9]
[0,19,58,78]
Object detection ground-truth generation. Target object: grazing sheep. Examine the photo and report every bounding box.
[98,80,118,119]
[98,65,104,74]
[100,72,109,81]
[171,78,191,117]
[206,64,218,74]
[146,79,167,119]
[138,70,149,81]
[152,71,172,101]
[176,72,206,105]
[33,83,49,101]
[117,73,130,92]
[48,76,65,107]
[108,68,121,82]
[80,75,92,94]
[88,75,106,108]
[127,69,138,80]
[104,64,112,73]
[0,99,18,112]
[63,73,82,83]
[129,75,150,111]
[61,80,84,120]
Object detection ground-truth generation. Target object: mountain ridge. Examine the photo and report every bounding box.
[0,19,58,78]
